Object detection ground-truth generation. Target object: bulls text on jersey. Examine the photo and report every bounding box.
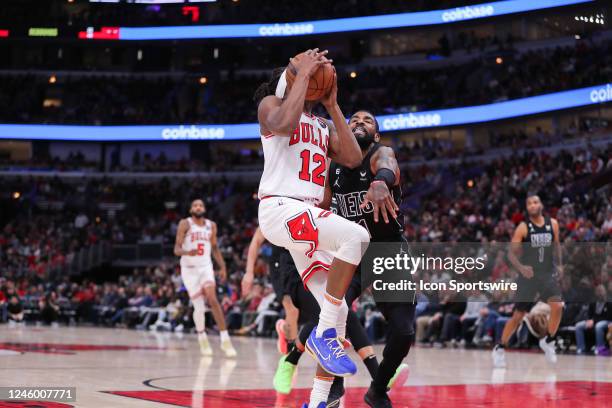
[289,121,329,154]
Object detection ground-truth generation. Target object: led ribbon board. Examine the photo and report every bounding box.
[112,0,593,40]
[0,83,610,141]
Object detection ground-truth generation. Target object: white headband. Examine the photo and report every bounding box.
[275,69,288,99]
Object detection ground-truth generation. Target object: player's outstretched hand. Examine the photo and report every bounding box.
[320,68,337,109]
[187,249,198,256]
[360,180,399,223]
[291,48,331,78]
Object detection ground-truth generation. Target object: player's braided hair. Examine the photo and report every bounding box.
[253,67,286,106]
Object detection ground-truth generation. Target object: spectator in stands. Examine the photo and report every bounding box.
[472,292,515,346]
[435,291,467,347]
[415,293,441,345]
[38,292,60,326]
[7,295,24,326]
[460,290,488,346]
[0,286,6,322]
[575,284,611,356]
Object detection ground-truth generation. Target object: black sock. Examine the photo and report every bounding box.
[495,343,505,349]
[286,340,295,352]
[285,343,303,365]
[363,354,379,380]
[545,334,556,343]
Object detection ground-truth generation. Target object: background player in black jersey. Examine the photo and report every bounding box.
[492,194,563,368]
[319,110,415,408]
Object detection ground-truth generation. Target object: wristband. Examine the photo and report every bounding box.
[373,168,396,187]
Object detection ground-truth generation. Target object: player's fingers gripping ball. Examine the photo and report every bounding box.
[286,51,335,101]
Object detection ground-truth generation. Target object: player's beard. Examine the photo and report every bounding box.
[191,211,205,218]
[528,207,542,218]
[353,125,375,149]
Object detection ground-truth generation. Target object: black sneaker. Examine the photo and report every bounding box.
[364,385,392,408]
[326,377,344,407]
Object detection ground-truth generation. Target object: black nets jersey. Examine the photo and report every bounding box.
[329,143,403,242]
[522,216,555,277]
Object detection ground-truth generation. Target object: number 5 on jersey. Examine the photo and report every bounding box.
[197,243,205,256]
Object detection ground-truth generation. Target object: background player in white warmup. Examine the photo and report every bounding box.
[174,199,237,358]
[255,49,370,407]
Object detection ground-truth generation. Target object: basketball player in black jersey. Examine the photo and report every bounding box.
[492,194,563,368]
[320,110,415,408]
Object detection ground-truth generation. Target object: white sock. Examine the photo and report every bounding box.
[336,302,348,339]
[309,376,333,407]
[336,322,346,340]
[220,330,230,342]
[316,292,343,337]
[198,331,208,341]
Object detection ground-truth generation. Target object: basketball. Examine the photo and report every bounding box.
[285,52,335,101]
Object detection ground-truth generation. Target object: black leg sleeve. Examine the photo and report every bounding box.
[346,310,371,351]
[372,302,416,393]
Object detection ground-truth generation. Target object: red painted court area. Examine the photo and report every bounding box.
[107,381,612,407]
[0,342,178,355]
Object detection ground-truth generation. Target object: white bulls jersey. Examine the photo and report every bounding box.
[258,112,331,204]
[180,218,213,268]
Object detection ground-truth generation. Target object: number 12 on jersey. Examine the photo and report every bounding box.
[298,149,326,186]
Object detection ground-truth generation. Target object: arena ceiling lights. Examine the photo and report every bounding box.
[84,0,594,41]
[0,83,610,141]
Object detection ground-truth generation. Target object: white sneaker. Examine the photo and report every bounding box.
[198,335,213,356]
[539,337,557,363]
[492,345,506,368]
[220,339,237,358]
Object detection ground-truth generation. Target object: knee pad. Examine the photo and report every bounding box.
[335,222,370,265]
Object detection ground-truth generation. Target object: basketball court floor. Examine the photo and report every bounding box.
[1,326,611,407]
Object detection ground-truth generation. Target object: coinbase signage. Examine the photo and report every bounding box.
[0,123,260,142]
[379,83,612,131]
[117,0,592,40]
[0,83,609,141]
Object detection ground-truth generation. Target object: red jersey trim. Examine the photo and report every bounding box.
[301,260,331,288]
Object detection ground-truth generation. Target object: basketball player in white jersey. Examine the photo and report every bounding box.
[174,198,237,358]
[254,49,370,408]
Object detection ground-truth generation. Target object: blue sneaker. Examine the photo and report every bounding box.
[305,326,357,377]
[300,403,326,408]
